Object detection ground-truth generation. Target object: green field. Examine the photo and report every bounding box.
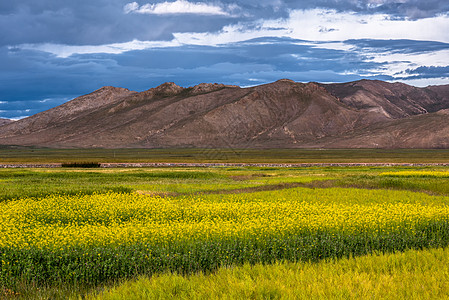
[2,147,449,163]
[91,247,449,300]
[1,163,449,299]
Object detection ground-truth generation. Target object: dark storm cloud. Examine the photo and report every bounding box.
[345,39,449,54]
[2,1,448,48]
[346,39,449,53]
[404,66,449,78]
[0,96,70,119]
[279,0,449,19]
[370,0,449,19]
[218,0,449,18]
[0,0,237,47]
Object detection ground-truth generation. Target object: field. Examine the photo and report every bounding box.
[2,147,449,163]
[1,156,449,299]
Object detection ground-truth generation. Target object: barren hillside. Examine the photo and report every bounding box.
[0,79,448,149]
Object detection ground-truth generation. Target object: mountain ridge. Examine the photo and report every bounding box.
[0,79,448,149]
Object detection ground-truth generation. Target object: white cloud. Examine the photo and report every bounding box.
[38,97,71,104]
[293,43,449,81]
[285,9,449,43]
[364,49,449,75]
[171,9,449,46]
[173,22,290,45]
[301,40,449,81]
[0,101,6,104]
[124,2,139,14]
[124,0,230,16]
[398,77,449,87]
[16,39,182,58]
[9,116,28,121]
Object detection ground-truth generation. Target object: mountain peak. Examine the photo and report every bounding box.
[99,86,118,90]
[152,82,184,96]
[275,79,296,84]
[95,86,132,93]
[190,83,229,94]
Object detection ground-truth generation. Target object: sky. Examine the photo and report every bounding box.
[1,0,449,119]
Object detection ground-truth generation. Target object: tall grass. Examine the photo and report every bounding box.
[90,247,449,300]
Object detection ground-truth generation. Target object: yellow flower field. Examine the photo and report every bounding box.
[1,188,449,251]
[380,170,449,178]
[1,186,449,288]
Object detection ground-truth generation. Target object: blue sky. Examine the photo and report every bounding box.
[1,0,449,119]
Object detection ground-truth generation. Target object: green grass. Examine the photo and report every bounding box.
[7,247,449,299]
[88,247,449,300]
[0,167,334,202]
[2,148,449,163]
[1,165,449,202]
[0,168,235,201]
[336,173,449,195]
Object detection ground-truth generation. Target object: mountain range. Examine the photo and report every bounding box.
[0,79,448,149]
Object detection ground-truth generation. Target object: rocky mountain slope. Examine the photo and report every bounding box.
[0,118,14,127]
[321,80,449,119]
[0,79,448,148]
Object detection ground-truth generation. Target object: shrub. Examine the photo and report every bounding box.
[61,162,101,168]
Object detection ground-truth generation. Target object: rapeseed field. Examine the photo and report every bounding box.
[380,170,449,178]
[2,187,449,287]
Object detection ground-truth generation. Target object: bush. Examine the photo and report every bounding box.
[61,162,101,168]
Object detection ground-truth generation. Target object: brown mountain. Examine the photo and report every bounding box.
[0,79,448,149]
[321,80,449,118]
[0,118,14,127]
